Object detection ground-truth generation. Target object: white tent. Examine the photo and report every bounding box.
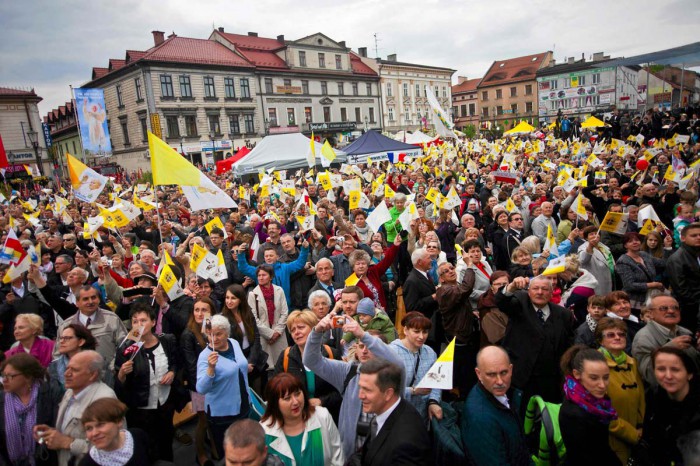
[232,133,346,174]
[393,130,408,142]
[405,130,438,145]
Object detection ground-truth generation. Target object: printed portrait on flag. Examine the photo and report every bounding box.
[73,88,113,157]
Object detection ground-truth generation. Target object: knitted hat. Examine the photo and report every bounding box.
[356,298,376,317]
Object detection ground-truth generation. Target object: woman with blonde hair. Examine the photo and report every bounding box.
[273,310,341,421]
[4,313,54,368]
[560,254,599,322]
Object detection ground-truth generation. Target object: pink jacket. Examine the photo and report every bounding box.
[5,336,56,367]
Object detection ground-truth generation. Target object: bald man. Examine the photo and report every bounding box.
[461,346,531,466]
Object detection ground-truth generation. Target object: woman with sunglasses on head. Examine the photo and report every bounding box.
[595,318,645,465]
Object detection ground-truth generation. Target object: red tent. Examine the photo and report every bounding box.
[215,147,251,175]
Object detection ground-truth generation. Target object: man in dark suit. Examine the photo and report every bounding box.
[496,275,574,409]
[354,358,430,466]
[403,248,441,353]
[308,258,343,306]
[505,212,525,260]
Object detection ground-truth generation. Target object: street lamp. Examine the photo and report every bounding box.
[363,115,369,133]
[180,136,191,164]
[26,130,42,176]
[209,130,217,163]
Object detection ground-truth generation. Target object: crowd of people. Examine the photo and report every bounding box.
[1,114,700,466]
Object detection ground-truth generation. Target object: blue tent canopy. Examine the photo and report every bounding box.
[342,130,423,164]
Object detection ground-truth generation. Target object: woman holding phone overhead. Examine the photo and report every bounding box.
[196,314,250,460]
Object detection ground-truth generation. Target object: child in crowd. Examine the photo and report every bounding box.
[573,295,607,348]
[342,298,396,345]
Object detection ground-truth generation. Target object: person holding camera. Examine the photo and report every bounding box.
[273,310,342,422]
[303,308,405,460]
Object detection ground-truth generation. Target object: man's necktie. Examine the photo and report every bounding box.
[86,317,92,327]
[536,309,545,325]
[369,417,378,440]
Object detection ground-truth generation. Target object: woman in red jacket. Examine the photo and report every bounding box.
[347,234,401,310]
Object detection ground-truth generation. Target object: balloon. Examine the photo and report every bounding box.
[636,159,649,171]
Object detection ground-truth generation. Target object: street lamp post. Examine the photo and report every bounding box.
[180,137,191,164]
[26,130,42,176]
[363,115,369,133]
[209,130,217,164]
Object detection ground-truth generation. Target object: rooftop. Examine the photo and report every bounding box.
[479,52,552,88]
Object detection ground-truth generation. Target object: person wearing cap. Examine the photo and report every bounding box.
[342,298,396,345]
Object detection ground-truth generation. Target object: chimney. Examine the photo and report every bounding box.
[248,32,258,37]
[358,47,367,58]
[387,53,397,62]
[338,41,346,48]
[277,35,285,42]
[581,53,585,61]
[592,52,605,62]
[457,76,469,85]
[218,27,224,32]
[168,32,176,39]
[550,58,556,67]
[567,57,575,64]
[152,30,165,46]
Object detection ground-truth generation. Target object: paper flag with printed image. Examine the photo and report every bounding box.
[415,338,455,390]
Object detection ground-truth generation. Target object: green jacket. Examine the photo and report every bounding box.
[383,206,404,242]
[343,312,397,344]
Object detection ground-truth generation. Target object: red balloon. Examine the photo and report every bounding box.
[636,159,649,171]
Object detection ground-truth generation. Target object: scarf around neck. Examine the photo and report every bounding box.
[599,347,627,366]
[585,314,598,333]
[260,284,276,326]
[4,381,39,464]
[89,430,134,466]
[563,375,617,424]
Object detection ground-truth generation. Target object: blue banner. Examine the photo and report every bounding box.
[41,122,52,148]
[73,88,112,157]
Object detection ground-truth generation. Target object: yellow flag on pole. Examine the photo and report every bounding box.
[321,140,336,162]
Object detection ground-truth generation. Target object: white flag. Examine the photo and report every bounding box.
[366,201,392,233]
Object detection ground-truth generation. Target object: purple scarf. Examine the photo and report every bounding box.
[4,381,39,465]
[563,375,617,424]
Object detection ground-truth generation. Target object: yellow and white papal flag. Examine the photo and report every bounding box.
[415,338,455,390]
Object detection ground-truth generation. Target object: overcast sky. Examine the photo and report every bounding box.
[1,0,698,117]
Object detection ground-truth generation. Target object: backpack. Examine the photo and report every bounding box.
[523,395,566,466]
[283,345,334,372]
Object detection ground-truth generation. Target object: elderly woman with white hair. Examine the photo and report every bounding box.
[348,233,401,310]
[308,290,343,357]
[196,314,250,459]
[4,313,55,367]
[560,254,599,323]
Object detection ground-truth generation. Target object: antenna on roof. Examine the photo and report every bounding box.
[374,33,380,59]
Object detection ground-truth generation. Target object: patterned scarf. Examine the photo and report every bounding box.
[428,259,439,284]
[585,314,598,333]
[260,284,276,326]
[563,375,617,424]
[89,430,134,466]
[4,381,39,465]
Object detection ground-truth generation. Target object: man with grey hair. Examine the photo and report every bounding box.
[530,201,557,246]
[224,419,284,466]
[496,275,574,408]
[32,350,117,466]
[403,248,440,353]
[309,257,343,305]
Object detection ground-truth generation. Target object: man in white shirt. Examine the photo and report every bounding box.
[354,358,430,466]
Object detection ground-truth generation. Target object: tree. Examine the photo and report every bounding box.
[463,124,477,139]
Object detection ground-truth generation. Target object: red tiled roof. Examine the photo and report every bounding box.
[350,52,376,76]
[452,78,481,94]
[143,36,254,67]
[125,50,147,64]
[108,59,126,71]
[92,67,108,79]
[218,32,285,51]
[479,52,551,87]
[0,87,37,96]
[235,48,286,69]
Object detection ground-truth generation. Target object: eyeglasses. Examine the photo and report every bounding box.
[603,331,627,339]
[0,373,21,382]
[511,218,523,221]
[650,305,680,312]
[426,245,439,249]
[58,336,76,342]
